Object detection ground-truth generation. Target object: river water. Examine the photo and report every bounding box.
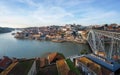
[0,31,89,58]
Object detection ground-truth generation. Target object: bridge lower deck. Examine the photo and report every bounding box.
[86,54,120,72]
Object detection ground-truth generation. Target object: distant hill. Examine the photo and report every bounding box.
[0,27,14,33]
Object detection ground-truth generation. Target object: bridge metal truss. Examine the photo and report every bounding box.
[87,29,120,60]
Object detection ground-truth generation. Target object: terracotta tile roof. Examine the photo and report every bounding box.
[0,56,12,70]
[56,59,70,75]
[78,57,101,74]
[48,52,57,63]
[40,58,46,67]
[0,62,18,75]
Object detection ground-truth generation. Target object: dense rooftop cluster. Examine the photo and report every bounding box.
[0,52,120,75]
[14,24,87,44]
[91,23,120,32]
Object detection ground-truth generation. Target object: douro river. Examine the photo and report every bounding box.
[0,31,89,58]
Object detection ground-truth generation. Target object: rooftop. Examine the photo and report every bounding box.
[56,59,70,75]
[39,64,58,75]
[48,52,57,63]
[0,56,12,70]
[7,60,34,75]
[0,62,18,75]
[77,56,101,74]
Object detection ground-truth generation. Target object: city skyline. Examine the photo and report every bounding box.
[0,0,120,28]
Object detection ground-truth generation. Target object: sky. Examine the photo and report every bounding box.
[0,0,120,28]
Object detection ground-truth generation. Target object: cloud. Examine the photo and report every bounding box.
[75,10,119,25]
[31,6,74,22]
[0,0,75,27]
[0,5,74,27]
[61,0,94,6]
[0,0,120,28]
[13,0,94,8]
[0,5,11,16]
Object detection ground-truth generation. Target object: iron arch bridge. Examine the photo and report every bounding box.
[87,29,120,60]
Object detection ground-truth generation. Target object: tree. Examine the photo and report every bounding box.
[80,49,89,54]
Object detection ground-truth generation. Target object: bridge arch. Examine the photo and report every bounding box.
[87,29,120,60]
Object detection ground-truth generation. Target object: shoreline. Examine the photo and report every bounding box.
[15,37,87,44]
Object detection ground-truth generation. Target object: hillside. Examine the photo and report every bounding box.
[0,27,14,33]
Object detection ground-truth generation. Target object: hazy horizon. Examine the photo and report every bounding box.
[0,0,120,28]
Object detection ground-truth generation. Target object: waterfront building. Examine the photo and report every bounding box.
[74,54,120,75]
